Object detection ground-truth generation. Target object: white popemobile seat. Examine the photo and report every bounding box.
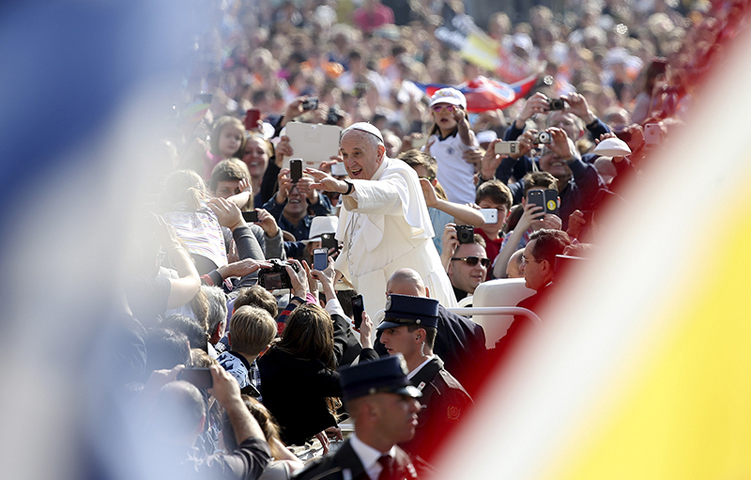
[449,278,537,348]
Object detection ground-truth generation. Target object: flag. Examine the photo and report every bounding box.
[416,74,538,113]
[183,93,212,122]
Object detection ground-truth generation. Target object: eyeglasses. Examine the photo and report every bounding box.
[520,255,539,267]
[451,256,490,268]
[431,104,456,113]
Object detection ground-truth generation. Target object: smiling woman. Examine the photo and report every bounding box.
[242,134,273,198]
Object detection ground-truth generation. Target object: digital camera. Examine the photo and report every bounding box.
[547,98,566,110]
[534,131,552,144]
[258,259,296,290]
[456,225,475,244]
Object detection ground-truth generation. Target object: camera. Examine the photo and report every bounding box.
[495,141,519,155]
[301,97,318,111]
[258,259,296,290]
[534,131,552,144]
[326,105,344,126]
[547,98,566,110]
[456,225,475,244]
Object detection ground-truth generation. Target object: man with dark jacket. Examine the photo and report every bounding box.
[377,295,473,463]
[374,268,487,395]
[293,355,423,480]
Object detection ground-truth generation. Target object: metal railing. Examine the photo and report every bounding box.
[446,306,542,325]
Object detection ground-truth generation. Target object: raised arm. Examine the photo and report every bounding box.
[157,218,201,309]
[420,178,484,227]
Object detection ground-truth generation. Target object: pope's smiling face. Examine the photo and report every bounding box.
[340,130,385,181]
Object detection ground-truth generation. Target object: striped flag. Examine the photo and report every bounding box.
[415,74,538,113]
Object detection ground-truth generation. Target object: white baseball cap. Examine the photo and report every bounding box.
[429,88,467,109]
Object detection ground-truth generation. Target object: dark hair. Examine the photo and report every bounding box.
[407,324,437,350]
[522,171,558,195]
[162,314,209,353]
[145,328,191,374]
[209,159,250,193]
[504,204,524,234]
[476,179,512,209]
[528,229,571,266]
[275,303,335,370]
[234,285,278,319]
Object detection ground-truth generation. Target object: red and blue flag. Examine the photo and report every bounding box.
[416,73,538,113]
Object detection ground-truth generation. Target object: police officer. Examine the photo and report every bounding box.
[293,355,422,480]
[377,294,473,463]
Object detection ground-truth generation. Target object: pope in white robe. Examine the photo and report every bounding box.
[308,123,457,319]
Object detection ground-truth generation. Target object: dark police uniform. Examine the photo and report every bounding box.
[292,440,417,480]
[293,355,423,480]
[375,294,474,463]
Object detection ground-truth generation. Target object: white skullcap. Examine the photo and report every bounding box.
[342,122,384,143]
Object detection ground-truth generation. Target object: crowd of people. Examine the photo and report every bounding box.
[113,0,751,479]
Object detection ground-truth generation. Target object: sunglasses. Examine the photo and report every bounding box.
[431,104,456,113]
[451,256,490,268]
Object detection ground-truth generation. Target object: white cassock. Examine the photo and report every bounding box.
[335,157,457,319]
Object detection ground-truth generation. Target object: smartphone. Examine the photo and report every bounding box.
[644,123,661,146]
[543,188,560,217]
[244,108,261,130]
[177,368,213,389]
[313,248,328,271]
[302,97,319,111]
[290,158,303,183]
[331,163,347,176]
[527,190,545,219]
[242,210,259,223]
[351,294,364,329]
[321,233,337,250]
[495,141,520,155]
[480,208,498,224]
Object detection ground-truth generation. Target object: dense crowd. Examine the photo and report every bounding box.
[114,0,750,479]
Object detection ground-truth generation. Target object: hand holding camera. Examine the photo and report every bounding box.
[545,128,578,161]
[516,92,550,126]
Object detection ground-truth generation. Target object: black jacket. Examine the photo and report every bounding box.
[375,305,487,393]
[258,342,378,446]
[292,439,418,480]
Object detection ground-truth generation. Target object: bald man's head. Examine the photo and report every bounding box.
[386,268,427,297]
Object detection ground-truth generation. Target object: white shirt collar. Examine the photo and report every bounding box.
[407,355,435,380]
[349,433,398,480]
